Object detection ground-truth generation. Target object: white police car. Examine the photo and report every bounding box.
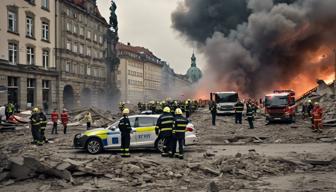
[73,114,197,154]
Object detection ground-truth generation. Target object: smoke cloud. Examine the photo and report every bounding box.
[172,0,336,97]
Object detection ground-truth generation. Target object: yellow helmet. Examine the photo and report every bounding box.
[122,108,130,115]
[175,108,183,115]
[32,107,39,113]
[163,107,171,113]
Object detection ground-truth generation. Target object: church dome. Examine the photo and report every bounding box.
[186,53,202,83]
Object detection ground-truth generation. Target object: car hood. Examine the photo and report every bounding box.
[84,128,110,136]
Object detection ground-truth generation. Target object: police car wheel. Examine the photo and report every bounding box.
[155,137,165,153]
[86,138,103,154]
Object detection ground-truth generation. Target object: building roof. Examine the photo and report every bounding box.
[117,42,162,66]
[186,53,202,83]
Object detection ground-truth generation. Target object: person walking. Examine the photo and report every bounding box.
[30,108,43,145]
[61,109,69,134]
[83,112,92,130]
[5,102,15,120]
[209,101,217,126]
[51,109,59,134]
[234,100,244,124]
[172,108,189,159]
[118,108,132,157]
[156,107,174,157]
[246,103,254,129]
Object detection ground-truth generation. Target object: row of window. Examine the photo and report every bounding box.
[144,81,160,89]
[8,76,50,89]
[8,42,50,69]
[128,61,143,69]
[65,6,105,33]
[66,22,104,44]
[63,61,105,78]
[128,79,143,86]
[25,0,49,10]
[127,70,143,78]
[65,41,104,58]
[8,8,50,41]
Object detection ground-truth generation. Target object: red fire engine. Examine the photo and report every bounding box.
[264,90,296,123]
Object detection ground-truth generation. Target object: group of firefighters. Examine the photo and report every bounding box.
[209,99,258,129]
[118,106,188,159]
[30,108,69,145]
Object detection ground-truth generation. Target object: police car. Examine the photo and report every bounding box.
[73,114,197,154]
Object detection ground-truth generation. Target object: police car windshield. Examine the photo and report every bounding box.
[265,96,288,107]
[215,93,238,103]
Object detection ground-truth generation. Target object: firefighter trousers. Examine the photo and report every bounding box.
[121,133,130,157]
[171,133,184,156]
[158,131,172,154]
[211,113,216,126]
[235,113,242,124]
[247,117,254,129]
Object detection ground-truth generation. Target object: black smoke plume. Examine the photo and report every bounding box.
[172,0,336,97]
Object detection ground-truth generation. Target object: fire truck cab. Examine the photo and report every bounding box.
[264,90,296,123]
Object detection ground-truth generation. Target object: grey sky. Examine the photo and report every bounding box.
[97,0,204,74]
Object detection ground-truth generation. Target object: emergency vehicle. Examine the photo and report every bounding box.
[264,90,297,123]
[73,114,197,154]
[210,91,239,115]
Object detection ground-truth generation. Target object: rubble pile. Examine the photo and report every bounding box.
[71,107,119,128]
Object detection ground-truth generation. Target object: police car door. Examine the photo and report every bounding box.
[134,117,156,147]
[106,117,137,148]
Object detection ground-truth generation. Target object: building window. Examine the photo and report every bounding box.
[79,27,84,36]
[8,43,18,65]
[73,43,78,53]
[79,64,84,74]
[8,77,19,105]
[73,25,77,34]
[66,41,71,50]
[86,47,91,56]
[42,79,50,112]
[99,36,103,44]
[66,22,71,32]
[26,16,34,37]
[42,21,49,41]
[25,0,35,5]
[79,44,83,54]
[65,61,70,72]
[42,0,49,10]
[94,34,97,42]
[87,30,91,39]
[87,65,91,75]
[27,78,35,108]
[42,50,49,69]
[26,46,35,65]
[42,80,49,89]
[8,10,17,33]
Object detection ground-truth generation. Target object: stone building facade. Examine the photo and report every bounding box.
[55,0,113,110]
[116,43,163,103]
[0,0,57,112]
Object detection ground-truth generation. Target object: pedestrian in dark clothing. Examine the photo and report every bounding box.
[172,108,189,159]
[185,101,191,118]
[118,108,132,157]
[156,107,174,157]
[246,104,254,129]
[234,101,244,124]
[209,101,217,126]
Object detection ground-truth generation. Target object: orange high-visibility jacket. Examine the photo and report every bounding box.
[312,106,322,120]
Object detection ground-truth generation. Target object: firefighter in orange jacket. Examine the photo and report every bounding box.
[311,102,323,133]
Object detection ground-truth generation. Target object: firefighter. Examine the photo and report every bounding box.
[39,109,48,143]
[5,102,15,120]
[302,101,308,119]
[83,112,92,130]
[61,109,69,134]
[312,102,323,133]
[209,101,217,126]
[51,108,59,134]
[246,103,254,129]
[172,108,188,159]
[118,108,132,157]
[234,100,244,124]
[307,100,314,126]
[156,107,174,157]
[30,108,43,145]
